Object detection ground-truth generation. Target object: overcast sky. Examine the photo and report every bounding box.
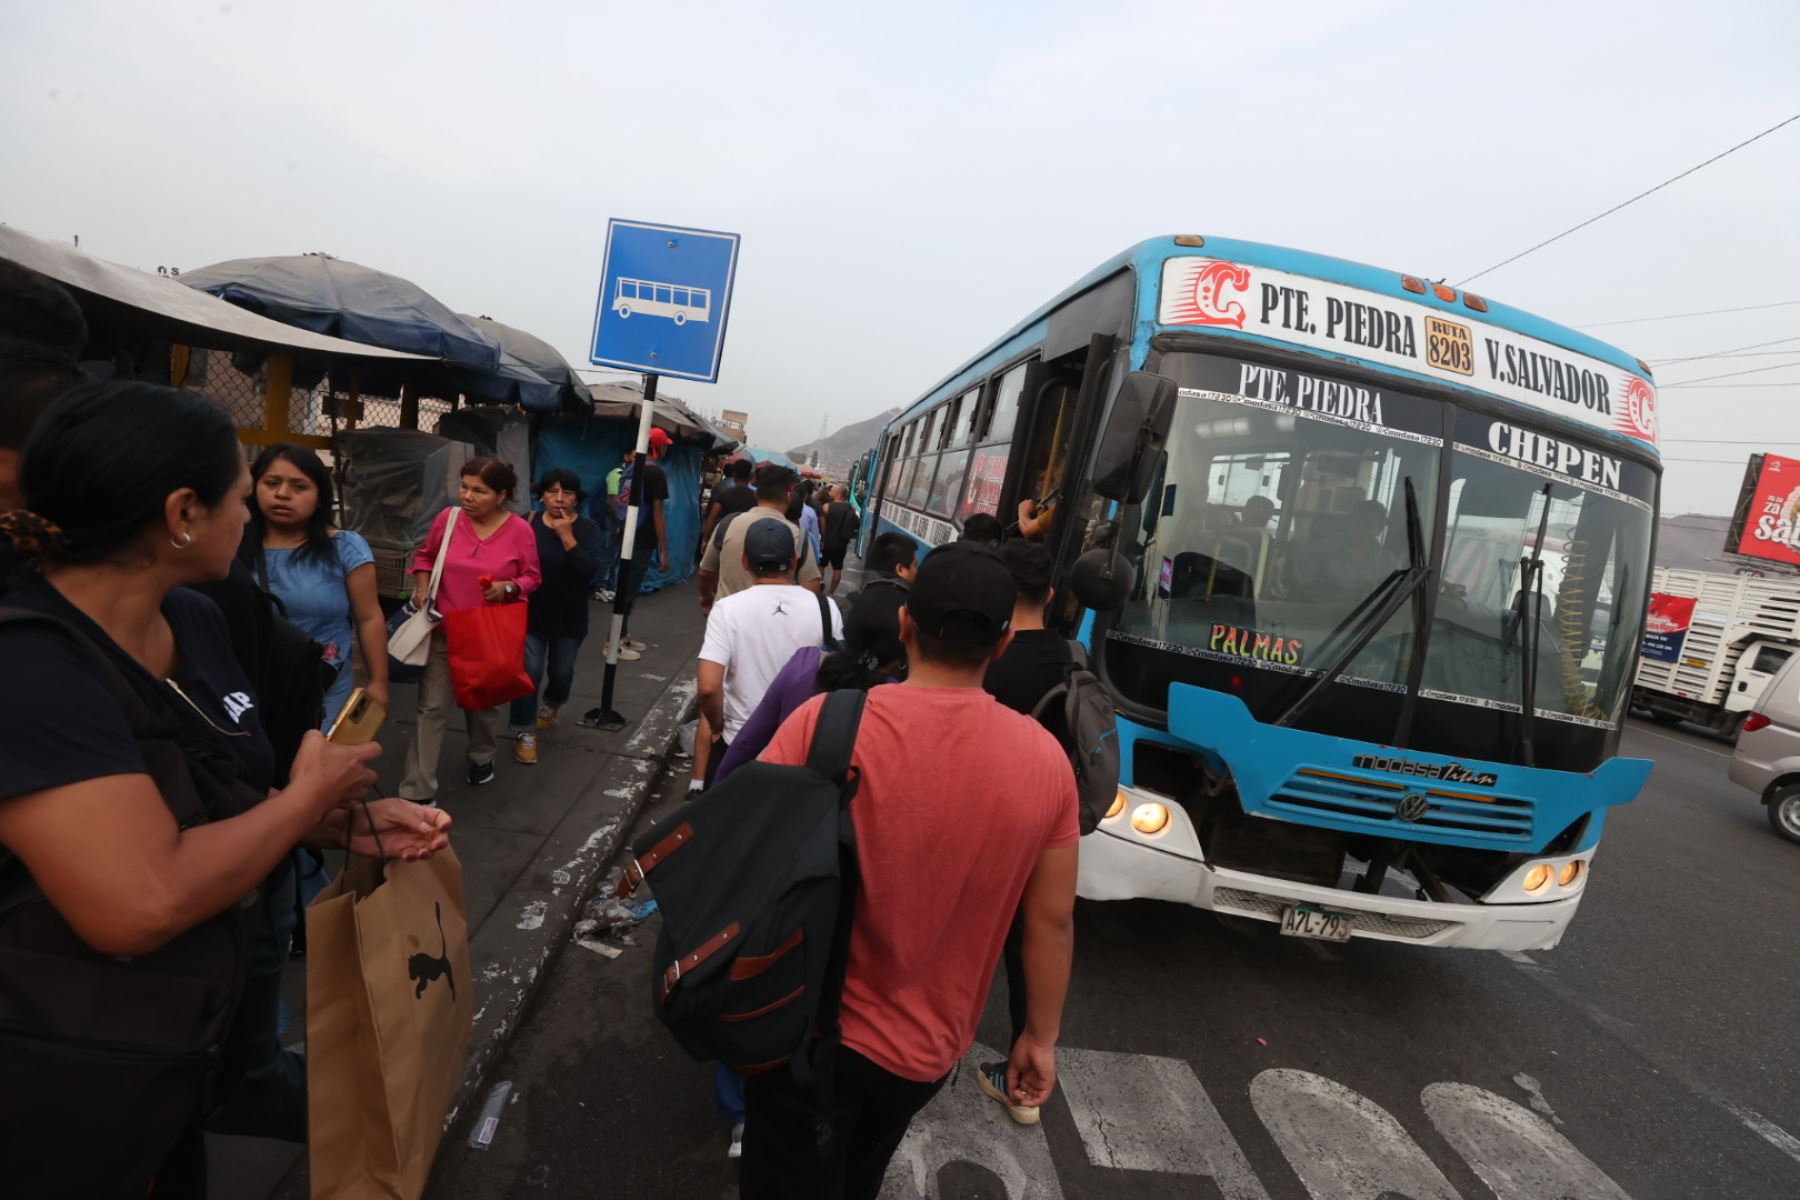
[4,1,1796,518]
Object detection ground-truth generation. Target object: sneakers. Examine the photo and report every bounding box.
[727,1123,744,1160]
[514,731,539,765]
[605,641,642,662]
[976,1061,1040,1125]
[536,703,558,731]
[592,588,616,604]
[467,761,496,786]
[621,636,649,653]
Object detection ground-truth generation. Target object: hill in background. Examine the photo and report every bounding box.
[787,407,899,475]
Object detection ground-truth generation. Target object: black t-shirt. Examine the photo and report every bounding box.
[0,577,276,806]
[632,460,670,517]
[822,501,860,550]
[983,628,1073,719]
[711,481,755,519]
[526,512,606,639]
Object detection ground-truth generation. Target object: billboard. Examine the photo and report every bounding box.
[1727,453,1800,568]
[1640,593,1698,663]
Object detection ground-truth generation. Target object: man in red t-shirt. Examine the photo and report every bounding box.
[747,540,1079,1200]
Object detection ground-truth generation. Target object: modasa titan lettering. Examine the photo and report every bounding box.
[1351,754,1499,787]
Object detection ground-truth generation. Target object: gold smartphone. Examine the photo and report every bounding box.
[325,687,387,746]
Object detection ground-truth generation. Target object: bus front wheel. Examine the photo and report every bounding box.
[616,304,632,319]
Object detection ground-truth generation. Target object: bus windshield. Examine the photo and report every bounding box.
[1102,351,1657,770]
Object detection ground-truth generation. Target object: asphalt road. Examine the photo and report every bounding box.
[428,717,1800,1199]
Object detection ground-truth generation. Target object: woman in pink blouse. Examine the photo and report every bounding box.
[399,457,542,802]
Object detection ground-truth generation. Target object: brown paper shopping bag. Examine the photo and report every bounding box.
[306,846,473,1199]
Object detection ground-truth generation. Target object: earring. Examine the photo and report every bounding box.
[171,530,195,550]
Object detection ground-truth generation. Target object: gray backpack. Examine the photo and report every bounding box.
[1030,642,1120,835]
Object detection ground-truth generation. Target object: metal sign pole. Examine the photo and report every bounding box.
[585,372,659,730]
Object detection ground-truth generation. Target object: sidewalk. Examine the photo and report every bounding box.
[209,582,706,1199]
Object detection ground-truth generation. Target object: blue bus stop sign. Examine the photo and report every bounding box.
[589,219,741,382]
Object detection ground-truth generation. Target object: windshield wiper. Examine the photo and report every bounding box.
[1506,483,1553,766]
[1275,477,1430,728]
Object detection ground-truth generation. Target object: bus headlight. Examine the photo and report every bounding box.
[1130,802,1170,835]
[1522,864,1553,894]
[1557,860,1583,888]
[1105,790,1126,821]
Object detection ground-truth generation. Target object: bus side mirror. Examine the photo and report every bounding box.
[1071,546,1136,612]
[1091,372,1177,504]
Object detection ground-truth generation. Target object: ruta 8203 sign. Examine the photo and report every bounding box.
[1158,257,1659,447]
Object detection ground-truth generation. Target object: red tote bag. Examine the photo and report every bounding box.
[441,602,534,710]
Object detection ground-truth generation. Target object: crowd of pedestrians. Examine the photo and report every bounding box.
[0,260,1086,1200]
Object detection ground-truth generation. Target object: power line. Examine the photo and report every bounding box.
[1455,112,1800,286]
[1577,299,1800,329]
[1654,382,1800,388]
[1660,360,1800,387]
[1662,456,1774,465]
[1647,335,1800,366]
[1648,351,1800,362]
[1662,437,1800,444]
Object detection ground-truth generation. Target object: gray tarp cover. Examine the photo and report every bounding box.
[337,428,473,546]
[0,224,431,364]
[461,314,590,411]
[587,382,739,452]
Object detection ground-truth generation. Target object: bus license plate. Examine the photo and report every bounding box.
[1280,904,1354,942]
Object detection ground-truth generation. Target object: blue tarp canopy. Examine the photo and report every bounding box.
[731,446,799,470]
[534,411,703,594]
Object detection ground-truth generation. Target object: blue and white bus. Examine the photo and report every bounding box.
[864,236,1661,950]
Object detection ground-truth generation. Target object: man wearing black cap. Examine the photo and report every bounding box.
[747,540,1079,1200]
[696,518,844,792]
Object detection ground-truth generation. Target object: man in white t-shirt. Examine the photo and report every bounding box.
[697,517,844,788]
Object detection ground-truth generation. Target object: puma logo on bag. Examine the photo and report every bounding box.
[408,901,456,1000]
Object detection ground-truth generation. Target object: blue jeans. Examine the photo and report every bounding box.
[510,632,583,730]
[596,523,620,592]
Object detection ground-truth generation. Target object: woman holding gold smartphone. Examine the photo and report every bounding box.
[0,382,451,1199]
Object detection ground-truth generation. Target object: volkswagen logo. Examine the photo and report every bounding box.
[1394,792,1430,822]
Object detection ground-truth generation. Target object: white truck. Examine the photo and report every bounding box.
[1632,567,1800,737]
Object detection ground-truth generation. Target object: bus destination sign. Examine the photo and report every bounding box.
[1158,257,1659,448]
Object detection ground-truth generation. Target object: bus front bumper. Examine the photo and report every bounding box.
[1077,819,1582,952]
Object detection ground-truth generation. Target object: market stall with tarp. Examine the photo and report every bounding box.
[334,428,476,597]
[0,224,433,452]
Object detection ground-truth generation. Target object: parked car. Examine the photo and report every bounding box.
[1729,652,1800,844]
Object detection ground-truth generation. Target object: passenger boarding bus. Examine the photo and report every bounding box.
[863,236,1661,950]
[847,446,878,518]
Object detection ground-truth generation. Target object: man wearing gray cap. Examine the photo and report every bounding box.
[696,517,844,791]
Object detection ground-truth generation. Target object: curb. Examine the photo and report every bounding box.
[443,669,697,1138]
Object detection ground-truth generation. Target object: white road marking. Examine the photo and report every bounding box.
[880,1042,1063,1200]
[1500,950,1535,966]
[1721,1101,1800,1168]
[1423,1082,1633,1199]
[1510,1072,1563,1126]
[1250,1068,1461,1200]
[1057,1047,1270,1199]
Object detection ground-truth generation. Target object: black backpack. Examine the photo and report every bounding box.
[0,609,256,1200]
[616,689,865,1076]
[1029,641,1121,835]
